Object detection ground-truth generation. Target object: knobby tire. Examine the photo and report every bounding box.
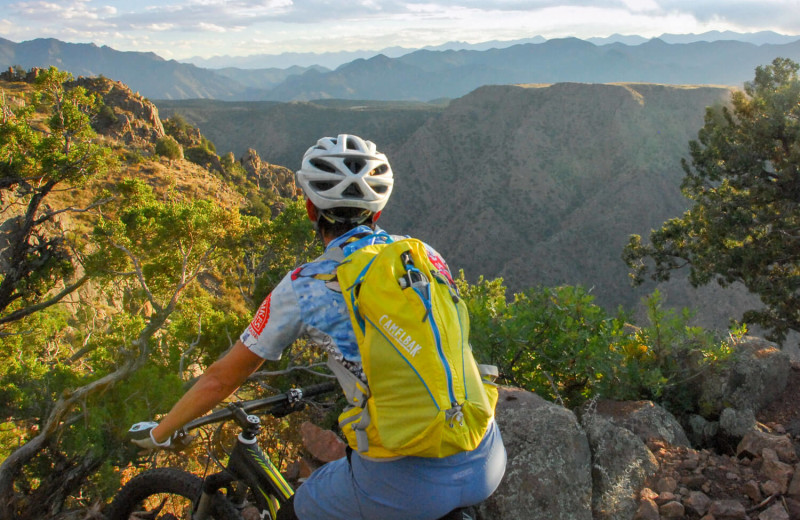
[106,467,242,520]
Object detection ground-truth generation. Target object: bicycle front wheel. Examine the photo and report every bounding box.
[106,467,242,520]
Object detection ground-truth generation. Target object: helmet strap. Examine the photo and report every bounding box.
[318,208,373,226]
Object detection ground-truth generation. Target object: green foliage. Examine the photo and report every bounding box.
[460,275,626,407]
[163,113,222,172]
[154,135,182,164]
[0,306,75,426]
[250,198,320,303]
[460,276,739,415]
[609,290,741,416]
[164,113,216,153]
[91,179,255,302]
[624,58,800,344]
[184,144,216,169]
[0,66,118,326]
[162,113,192,144]
[97,103,118,126]
[0,71,330,517]
[0,172,301,515]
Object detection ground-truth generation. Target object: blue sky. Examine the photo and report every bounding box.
[1,0,799,60]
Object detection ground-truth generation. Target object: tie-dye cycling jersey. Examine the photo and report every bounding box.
[239,225,455,380]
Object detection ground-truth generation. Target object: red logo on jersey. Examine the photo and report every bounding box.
[249,294,272,336]
[428,252,454,284]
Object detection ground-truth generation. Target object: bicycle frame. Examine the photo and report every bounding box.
[179,383,336,520]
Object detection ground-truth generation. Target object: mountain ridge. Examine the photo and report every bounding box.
[3,35,800,102]
[182,30,798,69]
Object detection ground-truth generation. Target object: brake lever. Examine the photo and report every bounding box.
[268,400,307,418]
[170,428,197,452]
[268,388,307,418]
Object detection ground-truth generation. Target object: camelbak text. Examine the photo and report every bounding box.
[379,315,422,357]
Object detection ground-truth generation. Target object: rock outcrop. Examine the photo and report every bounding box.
[241,148,300,199]
[75,76,166,146]
[593,400,691,448]
[582,412,659,520]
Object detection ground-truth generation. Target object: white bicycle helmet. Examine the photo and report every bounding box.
[296,134,394,213]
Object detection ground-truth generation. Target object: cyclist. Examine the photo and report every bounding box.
[131,134,507,520]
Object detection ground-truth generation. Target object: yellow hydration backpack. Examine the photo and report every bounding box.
[329,232,498,459]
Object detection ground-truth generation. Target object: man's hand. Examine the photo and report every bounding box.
[129,421,171,450]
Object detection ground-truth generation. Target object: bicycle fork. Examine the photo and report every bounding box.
[194,409,295,519]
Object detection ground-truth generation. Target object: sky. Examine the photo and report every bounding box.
[1,0,800,61]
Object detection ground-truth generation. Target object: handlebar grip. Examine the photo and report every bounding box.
[299,382,338,399]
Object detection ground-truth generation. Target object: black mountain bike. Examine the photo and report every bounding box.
[106,382,478,520]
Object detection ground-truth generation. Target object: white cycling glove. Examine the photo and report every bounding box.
[129,421,171,450]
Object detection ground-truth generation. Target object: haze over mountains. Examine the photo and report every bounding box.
[185,30,800,70]
[2,33,800,102]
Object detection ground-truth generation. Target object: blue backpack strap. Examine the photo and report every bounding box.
[342,231,394,257]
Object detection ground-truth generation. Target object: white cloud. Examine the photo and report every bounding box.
[654,0,800,33]
[197,22,228,32]
[139,23,176,31]
[0,18,14,33]
[1,0,799,58]
[620,0,660,12]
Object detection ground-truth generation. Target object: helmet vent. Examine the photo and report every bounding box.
[342,183,364,198]
[343,158,365,174]
[345,137,360,150]
[369,164,389,176]
[311,181,337,191]
[310,158,336,173]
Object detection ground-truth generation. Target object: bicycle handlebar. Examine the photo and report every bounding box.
[180,382,338,433]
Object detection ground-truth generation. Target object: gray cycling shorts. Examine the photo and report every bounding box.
[293,421,506,520]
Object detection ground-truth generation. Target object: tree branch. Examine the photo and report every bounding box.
[179,315,203,378]
[32,197,112,226]
[0,274,90,325]
[112,242,159,311]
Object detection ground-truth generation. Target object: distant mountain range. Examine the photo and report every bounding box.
[185,31,800,69]
[2,33,800,102]
[183,37,550,70]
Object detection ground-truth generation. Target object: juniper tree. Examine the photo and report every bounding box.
[624,57,800,343]
[0,67,116,326]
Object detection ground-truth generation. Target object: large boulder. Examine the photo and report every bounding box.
[593,400,690,448]
[480,387,593,520]
[698,336,790,417]
[581,412,659,520]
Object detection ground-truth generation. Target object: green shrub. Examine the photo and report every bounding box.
[460,276,626,408]
[97,104,118,125]
[460,277,740,414]
[609,290,741,416]
[154,135,182,164]
[184,145,216,169]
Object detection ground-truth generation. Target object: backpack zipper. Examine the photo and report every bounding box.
[403,251,460,410]
[422,290,458,407]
